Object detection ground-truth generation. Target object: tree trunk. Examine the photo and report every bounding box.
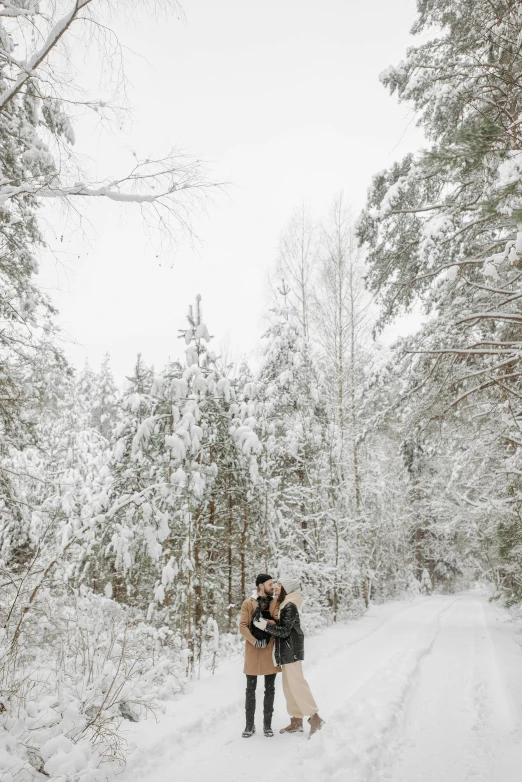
[240,504,247,599]
[227,491,233,631]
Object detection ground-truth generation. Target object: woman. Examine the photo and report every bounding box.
[253,577,325,738]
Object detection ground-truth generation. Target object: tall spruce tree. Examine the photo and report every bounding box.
[253,297,332,603]
[359,0,522,601]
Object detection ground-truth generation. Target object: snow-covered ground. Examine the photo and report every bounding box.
[119,590,522,781]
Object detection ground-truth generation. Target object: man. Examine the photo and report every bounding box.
[239,573,281,737]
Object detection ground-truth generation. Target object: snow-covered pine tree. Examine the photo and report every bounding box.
[77,355,120,441]
[161,297,259,664]
[1,352,112,588]
[93,353,120,440]
[76,360,98,419]
[206,357,263,631]
[358,0,522,602]
[252,293,332,611]
[358,0,522,433]
[84,299,261,670]
[87,353,157,602]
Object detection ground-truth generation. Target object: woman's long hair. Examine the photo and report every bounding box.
[277,585,287,604]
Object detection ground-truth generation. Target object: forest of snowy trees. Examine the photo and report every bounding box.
[2,0,522,779]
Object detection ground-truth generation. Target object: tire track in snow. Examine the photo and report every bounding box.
[380,594,522,782]
[379,596,479,782]
[306,598,433,670]
[466,598,522,780]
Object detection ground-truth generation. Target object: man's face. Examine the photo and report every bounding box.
[262,579,274,596]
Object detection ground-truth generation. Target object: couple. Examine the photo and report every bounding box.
[239,574,325,740]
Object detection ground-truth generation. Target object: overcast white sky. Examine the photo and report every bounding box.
[38,0,424,383]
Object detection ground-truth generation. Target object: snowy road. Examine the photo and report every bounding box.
[119,591,522,782]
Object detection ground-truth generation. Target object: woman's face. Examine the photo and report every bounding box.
[273,582,281,597]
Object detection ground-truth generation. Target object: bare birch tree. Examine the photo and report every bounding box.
[274,202,319,339]
[314,194,374,605]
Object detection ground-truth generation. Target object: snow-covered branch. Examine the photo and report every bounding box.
[0,178,201,205]
[0,1,93,111]
[0,0,37,17]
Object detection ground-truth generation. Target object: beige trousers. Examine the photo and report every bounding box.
[281,661,318,718]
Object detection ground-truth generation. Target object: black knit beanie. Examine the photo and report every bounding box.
[255,573,272,586]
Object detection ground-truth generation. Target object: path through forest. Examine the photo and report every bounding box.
[119,591,522,781]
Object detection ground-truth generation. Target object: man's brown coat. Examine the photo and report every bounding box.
[239,596,281,676]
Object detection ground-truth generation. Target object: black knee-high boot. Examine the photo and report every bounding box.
[263,673,276,737]
[243,675,257,738]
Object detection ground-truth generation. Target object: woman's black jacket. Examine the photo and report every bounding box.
[263,601,305,666]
